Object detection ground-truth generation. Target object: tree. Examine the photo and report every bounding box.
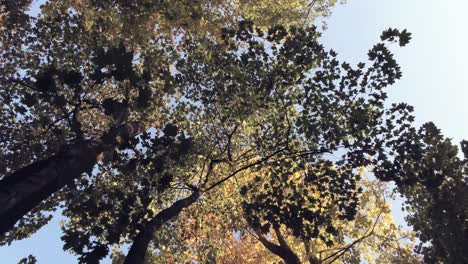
[49,24,413,263]
[41,0,338,45]
[0,1,424,263]
[0,0,340,237]
[0,0,32,30]
[0,9,160,235]
[133,171,421,264]
[378,122,468,263]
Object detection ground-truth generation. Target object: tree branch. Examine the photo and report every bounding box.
[322,211,383,263]
[202,147,286,193]
[254,229,301,264]
[124,189,200,264]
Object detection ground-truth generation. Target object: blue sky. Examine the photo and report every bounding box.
[320,0,468,145]
[1,0,467,263]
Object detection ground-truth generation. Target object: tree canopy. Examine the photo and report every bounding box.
[0,1,466,263]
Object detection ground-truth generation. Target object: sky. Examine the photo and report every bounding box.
[1,0,467,263]
[319,0,468,145]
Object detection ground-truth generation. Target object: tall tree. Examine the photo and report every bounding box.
[0,0,340,238]
[112,173,421,263]
[0,1,441,263]
[378,122,468,263]
[52,24,414,262]
[41,0,338,44]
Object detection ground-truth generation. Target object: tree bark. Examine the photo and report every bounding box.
[254,229,302,264]
[124,190,200,264]
[0,143,96,235]
[0,122,144,235]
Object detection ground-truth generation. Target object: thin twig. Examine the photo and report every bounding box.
[203,147,287,193]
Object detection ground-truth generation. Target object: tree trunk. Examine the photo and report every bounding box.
[124,190,200,264]
[0,143,96,235]
[255,229,302,264]
[0,122,144,235]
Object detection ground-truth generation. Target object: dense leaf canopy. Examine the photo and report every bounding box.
[0,1,466,264]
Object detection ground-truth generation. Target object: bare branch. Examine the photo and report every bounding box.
[203,147,287,193]
[322,211,383,263]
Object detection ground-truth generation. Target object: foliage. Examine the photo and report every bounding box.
[381,122,468,263]
[134,171,421,263]
[1,1,459,263]
[17,255,37,264]
[0,7,174,243]
[48,23,414,262]
[0,0,32,30]
[40,0,338,46]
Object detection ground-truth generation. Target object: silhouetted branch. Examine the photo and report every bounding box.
[124,189,200,264]
[322,211,383,263]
